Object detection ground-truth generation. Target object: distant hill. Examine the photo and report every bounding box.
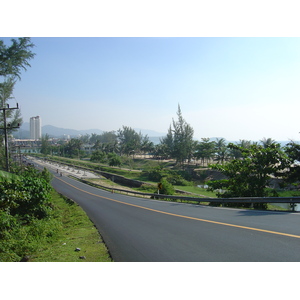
[42,125,103,138]
[13,124,294,147]
[14,123,104,138]
[14,123,166,144]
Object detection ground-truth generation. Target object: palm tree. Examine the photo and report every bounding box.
[260,137,277,148]
[215,138,228,164]
[194,138,216,166]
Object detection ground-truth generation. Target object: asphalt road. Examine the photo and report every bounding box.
[42,167,300,262]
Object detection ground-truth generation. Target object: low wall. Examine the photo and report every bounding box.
[96,171,148,188]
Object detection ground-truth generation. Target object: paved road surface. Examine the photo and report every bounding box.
[32,159,300,261]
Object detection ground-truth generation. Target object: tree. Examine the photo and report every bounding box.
[92,140,103,151]
[79,133,90,144]
[284,141,300,184]
[0,38,35,79]
[40,134,51,155]
[0,77,22,135]
[260,137,277,149]
[170,105,194,165]
[153,143,168,160]
[214,138,228,164]
[0,38,35,171]
[140,135,154,158]
[228,139,253,159]
[117,126,141,157]
[207,143,290,207]
[160,125,174,159]
[194,138,216,166]
[99,131,118,144]
[108,153,122,167]
[90,150,107,163]
[63,138,83,158]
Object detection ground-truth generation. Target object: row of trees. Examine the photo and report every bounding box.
[41,105,197,164]
[44,110,291,172]
[41,126,155,159]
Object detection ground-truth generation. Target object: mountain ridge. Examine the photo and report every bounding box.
[15,123,167,140]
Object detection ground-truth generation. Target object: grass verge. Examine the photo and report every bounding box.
[29,189,112,262]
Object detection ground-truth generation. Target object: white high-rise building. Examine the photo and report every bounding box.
[30,116,42,140]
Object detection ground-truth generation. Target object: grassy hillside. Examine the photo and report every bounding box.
[29,190,112,262]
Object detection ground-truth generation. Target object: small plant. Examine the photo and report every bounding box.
[159,178,175,195]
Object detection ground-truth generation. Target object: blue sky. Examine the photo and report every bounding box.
[4,37,300,142]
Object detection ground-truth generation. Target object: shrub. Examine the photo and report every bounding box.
[139,184,157,193]
[159,178,175,195]
[108,153,122,167]
[91,150,107,163]
[0,166,57,261]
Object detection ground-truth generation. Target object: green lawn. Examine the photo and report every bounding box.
[29,190,112,262]
[174,185,217,198]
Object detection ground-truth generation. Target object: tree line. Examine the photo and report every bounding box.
[40,105,298,171]
[40,104,300,203]
[1,37,300,203]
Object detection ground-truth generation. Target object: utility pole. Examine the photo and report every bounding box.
[0,103,20,172]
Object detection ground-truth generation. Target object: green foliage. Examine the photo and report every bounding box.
[0,170,19,182]
[63,138,84,158]
[165,170,191,186]
[160,105,194,165]
[0,173,52,220]
[108,152,122,167]
[284,141,300,183]
[0,166,55,261]
[40,134,51,155]
[143,165,191,188]
[159,177,175,195]
[194,138,216,166]
[90,150,107,163]
[0,37,35,79]
[160,125,174,159]
[117,126,142,156]
[0,213,61,262]
[207,143,290,208]
[143,165,164,182]
[90,131,118,145]
[138,184,157,193]
[40,167,53,183]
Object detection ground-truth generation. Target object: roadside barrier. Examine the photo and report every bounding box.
[38,156,300,211]
[76,177,300,211]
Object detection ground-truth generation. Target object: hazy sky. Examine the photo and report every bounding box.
[4,37,300,142]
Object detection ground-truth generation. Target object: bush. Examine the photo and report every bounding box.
[108,153,122,167]
[90,150,107,163]
[143,166,192,186]
[0,166,57,261]
[0,172,53,220]
[144,166,163,181]
[165,172,192,186]
[139,184,157,193]
[159,178,175,195]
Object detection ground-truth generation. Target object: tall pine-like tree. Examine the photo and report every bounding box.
[161,105,194,165]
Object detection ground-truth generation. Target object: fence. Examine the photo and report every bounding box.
[78,178,300,211]
[41,156,300,211]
